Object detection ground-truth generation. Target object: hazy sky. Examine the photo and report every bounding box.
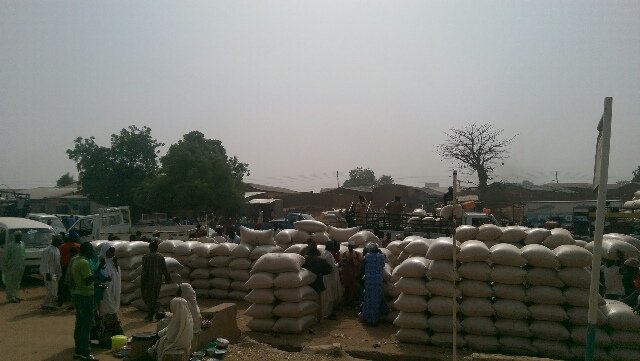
[1,1,639,192]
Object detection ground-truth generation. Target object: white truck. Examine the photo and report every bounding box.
[68,206,196,242]
[0,217,54,275]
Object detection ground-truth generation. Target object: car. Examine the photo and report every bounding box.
[25,213,66,235]
[0,217,54,275]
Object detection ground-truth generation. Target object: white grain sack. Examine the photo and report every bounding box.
[520,244,559,269]
[394,293,428,313]
[395,329,430,344]
[491,265,526,285]
[490,244,526,267]
[458,240,490,262]
[492,283,527,302]
[461,317,498,335]
[459,262,491,281]
[393,312,428,329]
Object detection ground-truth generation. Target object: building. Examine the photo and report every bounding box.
[17,185,103,215]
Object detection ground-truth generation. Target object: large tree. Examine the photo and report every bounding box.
[136,131,249,215]
[67,125,163,207]
[343,167,394,187]
[633,165,640,182]
[56,172,75,187]
[437,122,516,190]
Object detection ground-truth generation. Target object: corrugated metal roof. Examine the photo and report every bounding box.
[247,198,281,204]
[245,191,266,199]
[17,186,78,200]
[246,183,298,194]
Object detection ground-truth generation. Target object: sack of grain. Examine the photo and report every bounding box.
[386,241,402,255]
[395,329,430,344]
[210,268,230,278]
[499,336,537,356]
[209,278,231,290]
[425,238,459,260]
[500,226,527,243]
[208,256,232,268]
[245,303,274,318]
[427,296,458,315]
[189,268,210,279]
[554,245,592,268]
[608,348,640,361]
[494,319,532,338]
[465,335,500,352]
[164,257,184,271]
[455,225,478,242]
[247,318,275,332]
[530,320,570,341]
[601,238,640,260]
[272,315,316,334]
[557,267,590,288]
[570,326,611,346]
[251,253,305,274]
[524,228,552,245]
[394,293,428,312]
[172,241,198,256]
[121,267,141,282]
[532,339,572,360]
[393,311,428,329]
[564,287,604,307]
[428,315,461,333]
[273,301,318,318]
[542,228,575,249]
[602,300,640,331]
[273,269,316,289]
[426,279,461,297]
[404,238,431,255]
[525,267,564,287]
[426,260,456,281]
[459,262,491,281]
[230,281,248,291]
[490,243,526,267]
[493,283,527,302]
[311,232,329,244]
[229,269,250,282]
[228,243,251,257]
[190,279,210,289]
[567,307,607,326]
[520,244,559,269]
[348,230,380,247]
[460,297,494,317]
[229,257,252,270]
[458,280,493,298]
[274,229,296,244]
[245,272,275,289]
[392,257,430,278]
[159,283,179,298]
[249,245,283,260]
[493,299,529,319]
[430,333,466,348]
[393,277,428,296]
[526,286,565,305]
[461,317,497,336]
[209,289,229,299]
[245,289,275,304]
[605,233,640,250]
[239,226,275,246]
[327,226,360,243]
[119,255,143,270]
[477,224,502,242]
[491,265,526,285]
[293,220,327,233]
[274,286,317,303]
[529,304,568,322]
[187,255,210,269]
[177,266,191,279]
[608,330,640,347]
[458,240,489,262]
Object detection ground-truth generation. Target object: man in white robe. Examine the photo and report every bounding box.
[40,236,62,310]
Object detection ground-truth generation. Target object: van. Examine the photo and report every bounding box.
[25,213,66,235]
[0,217,54,275]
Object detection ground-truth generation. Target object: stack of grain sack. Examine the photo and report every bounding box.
[232,227,281,301]
[188,243,216,299]
[603,300,640,360]
[245,253,318,333]
[392,256,430,344]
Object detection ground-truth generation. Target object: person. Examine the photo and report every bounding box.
[361,242,388,326]
[228,230,241,244]
[302,239,333,322]
[213,226,228,243]
[191,224,207,238]
[58,234,81,306]
[381,233,392,248]
[443,186,454,203]
[72,242,98,361]
[40,235,63,310]
[354,195,368,226]
[620,257,640,307]
[3,232,26,303]
[256,210,264,229]
[603,254,625,300]
[340,240,363,307]
[318,241,339,319]
[385,196,404,230]
[148,298,194,361]
[178,283,202,334]
[95,242,123,348]
[141,240,172,321]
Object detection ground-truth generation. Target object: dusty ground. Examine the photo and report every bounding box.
[0,276,558,361]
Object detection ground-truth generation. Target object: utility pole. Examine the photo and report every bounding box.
[336,171,340,188]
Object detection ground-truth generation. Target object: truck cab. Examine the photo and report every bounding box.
[0,217,54,275]
[25,213,67,235]
[68,206,131,243]
[463,212,500,227]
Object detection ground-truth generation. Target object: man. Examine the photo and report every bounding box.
[381,233,392,248]
[141,240,172,321]
[213,226,229,243]
[302,239,333,322]
[58,234,81,306]
[228,230,241,244]
[72,242,98,361]
[354,195,368,226]
[443,186,454,203]
[317,240,339,319]
[340,240,363,307]
[41,235,63,310]
[385,196,404,231]
[190,224,207,238]
[2,232,26,303]
[621,257,640,307]
[603,254,625,300]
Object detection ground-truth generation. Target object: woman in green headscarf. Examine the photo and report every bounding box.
[3,231,26,303]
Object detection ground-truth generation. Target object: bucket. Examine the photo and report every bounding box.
[111,335,128,352]
[130,332,157,359]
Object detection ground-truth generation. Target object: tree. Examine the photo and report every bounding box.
[56,172,75,187]
[633,166,640,182]
[67,126,163,207]
[135,131,249,216]
[343,167,394,187]
[437,122,516,190]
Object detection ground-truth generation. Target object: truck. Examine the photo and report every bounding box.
[572,205,640,238]
[67,206,196,242]
[0,217,54,276]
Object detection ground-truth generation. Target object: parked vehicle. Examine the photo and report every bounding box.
[0,217,54,275]
[25,213,66,235]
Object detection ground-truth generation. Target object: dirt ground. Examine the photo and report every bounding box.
[0,276,556,361]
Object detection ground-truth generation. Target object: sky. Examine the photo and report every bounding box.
[1,1,639,192]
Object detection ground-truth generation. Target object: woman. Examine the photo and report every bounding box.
[361,242,388,326]
[179,283,202,334]
[95,242,123,348]
[149,298,194,361]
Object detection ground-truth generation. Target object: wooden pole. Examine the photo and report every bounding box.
[452,170,458,360]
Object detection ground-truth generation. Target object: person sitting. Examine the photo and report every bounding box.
[155,284,202,334]
[148,298,194,361]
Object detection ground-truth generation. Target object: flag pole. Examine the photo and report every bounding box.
[585,97,612,361]
[452,170,458,361]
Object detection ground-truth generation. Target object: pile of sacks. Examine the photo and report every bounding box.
[273,220,333,249]
[622,190,640,209]
[602,300,640,360]
[473,224,578,249]
[245,253,319,333]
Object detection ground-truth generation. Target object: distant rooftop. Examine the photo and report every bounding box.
[245,183,298,194]
[17,186,79,200]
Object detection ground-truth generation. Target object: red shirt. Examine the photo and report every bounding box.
[59,242,80,267]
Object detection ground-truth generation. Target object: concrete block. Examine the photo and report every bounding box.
[196,303,241,350]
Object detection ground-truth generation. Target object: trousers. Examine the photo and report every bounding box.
[73,294,94,357]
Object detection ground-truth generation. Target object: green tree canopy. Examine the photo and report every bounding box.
[67,125,163,207]
[343,167,394,187]
[56,172,75,187]
[136,131,249,216]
